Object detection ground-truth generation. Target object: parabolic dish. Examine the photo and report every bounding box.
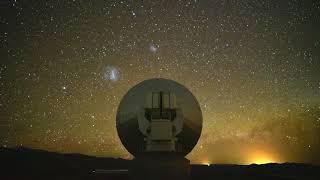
[116,78,202,157]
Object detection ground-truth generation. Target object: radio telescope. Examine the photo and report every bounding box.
[116,78,202,179]
[116,78,202,156]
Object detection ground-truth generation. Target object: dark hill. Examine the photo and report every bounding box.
[0,147,129,180]
[1,147,319,180]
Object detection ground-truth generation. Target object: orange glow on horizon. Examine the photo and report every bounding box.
[247,149,278,165]
[199,159,211,166]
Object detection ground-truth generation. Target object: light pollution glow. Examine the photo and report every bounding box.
[195,147,280,165]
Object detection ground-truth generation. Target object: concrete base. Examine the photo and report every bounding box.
[129,154,191,180]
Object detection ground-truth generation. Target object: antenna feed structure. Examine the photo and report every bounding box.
[138,91,183,152]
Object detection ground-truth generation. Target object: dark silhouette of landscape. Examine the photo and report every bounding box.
[1,147,319,180]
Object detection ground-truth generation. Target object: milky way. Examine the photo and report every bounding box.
[1,0,320,164]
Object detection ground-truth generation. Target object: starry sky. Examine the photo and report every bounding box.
[1,0,320,165]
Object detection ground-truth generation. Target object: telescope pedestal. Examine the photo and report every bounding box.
[129,154,191,180]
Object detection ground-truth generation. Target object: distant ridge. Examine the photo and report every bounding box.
[0,146,129,180]
[1,147,320,180]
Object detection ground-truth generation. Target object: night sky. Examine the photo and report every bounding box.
[1,0,320,165]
